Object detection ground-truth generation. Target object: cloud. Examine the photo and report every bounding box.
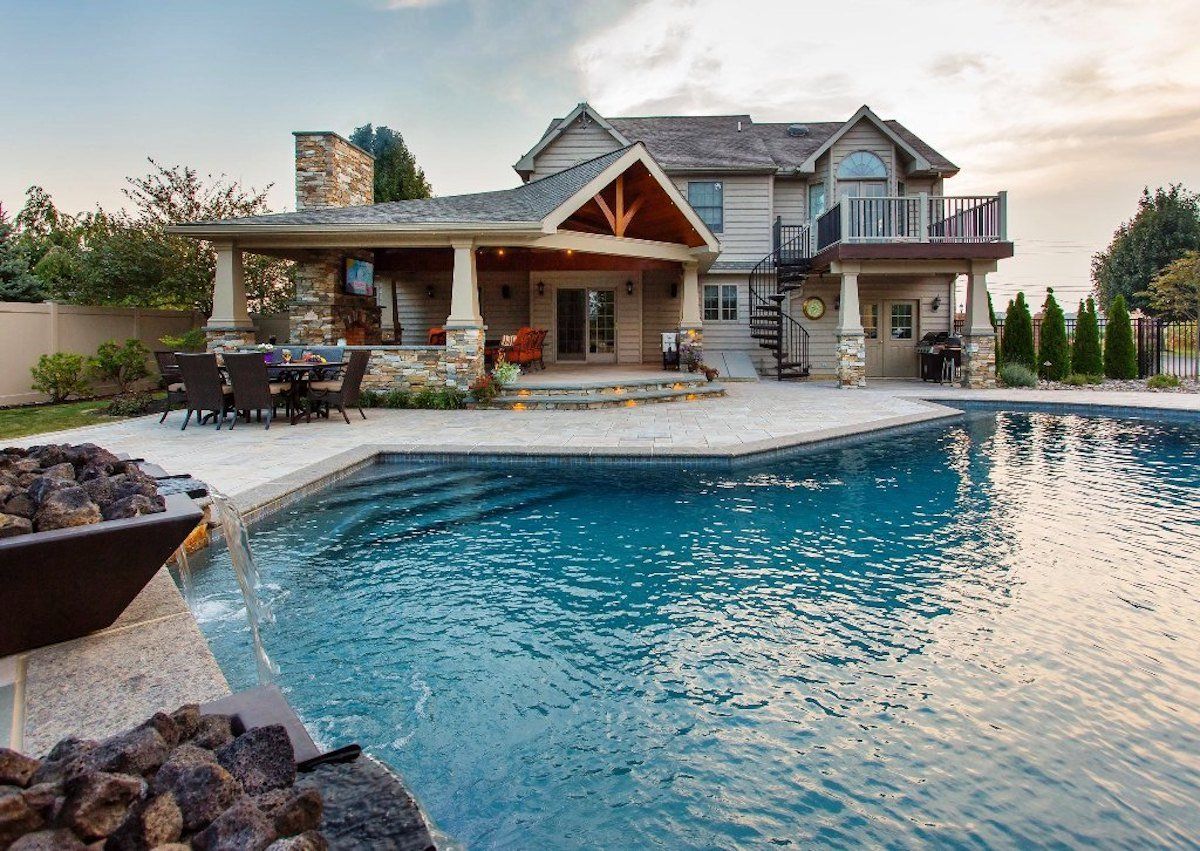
[929,53,988,79]
[382,0,447,8]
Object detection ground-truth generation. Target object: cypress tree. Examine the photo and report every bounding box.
[1072,297,1103,375]
[1037,288,1070,380]
[1001,292,1036,369]
[1103,294,1138,379]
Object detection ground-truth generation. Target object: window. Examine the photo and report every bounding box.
[703,283,738,321]
[890,303,914,340]
[861,303,879,340]
[688,181,723,232]
[808,182,826,220]
[837,151,887,180]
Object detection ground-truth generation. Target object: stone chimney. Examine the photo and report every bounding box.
[293,132,374,209]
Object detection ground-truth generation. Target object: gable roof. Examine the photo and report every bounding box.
[517,104,958,177]
[171,143,721,255]
[512,102,631,175]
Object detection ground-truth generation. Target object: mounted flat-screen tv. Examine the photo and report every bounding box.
[344,257,375,297]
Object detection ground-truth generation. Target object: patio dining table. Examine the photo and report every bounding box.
[220,359,346,425]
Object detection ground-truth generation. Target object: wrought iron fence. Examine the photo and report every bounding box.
[954,316,1200,379]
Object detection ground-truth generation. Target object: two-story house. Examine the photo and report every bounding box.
[175,102,1011,392]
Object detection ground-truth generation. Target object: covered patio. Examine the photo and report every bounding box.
[170,142,721,395]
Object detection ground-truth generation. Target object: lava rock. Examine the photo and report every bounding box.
[216,727,295,796]
[266,831,328,851]
[58,771,146,840]
[80,477,117,508]
[26,446,66,467]
[8,827,86,850]
[168,706,200,743]
[31,740,97,786]
[0,513,32,538]
[0,749,41,787]
[26,476,71,506]
[185,715,234,751]
[103,792,182,851]
[101,495,165,522]
[3,493,35,519]
[63,444,119,471]
[40,463,76,483]
[152,752,240,833]
[136,713,180,749]
[83,728,170,778]
[20,783,62,822]
[190,798,277,851]
[0,788,46,847]
[107,475,158,503]
[256,787,321,838]
[32,488,102,532]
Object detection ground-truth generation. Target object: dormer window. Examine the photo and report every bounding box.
[837,151,887,179]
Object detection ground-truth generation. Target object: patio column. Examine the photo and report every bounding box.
[960,260,997,389]
[445,241,483,328]
[835,265,866,388]
[206,242,255,350]
[442,240,485,391]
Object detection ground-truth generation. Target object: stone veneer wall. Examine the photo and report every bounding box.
[960,334,997,389]
[294,132,374,210]
[354,346,447,392]
[205,327,257,351]
[290,250,381,346]
[443,327,486,391]
[836,333,867,388]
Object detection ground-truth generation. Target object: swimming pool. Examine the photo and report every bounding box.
[190,409,1200,848]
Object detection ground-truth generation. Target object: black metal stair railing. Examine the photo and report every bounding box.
[749,221,813,380]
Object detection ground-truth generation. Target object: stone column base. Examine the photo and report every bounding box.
[205,327,257,352]
[442,326,486,391]
[836,333,866,388]
[960,334,997,389]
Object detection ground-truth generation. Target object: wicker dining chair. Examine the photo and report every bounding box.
[306,350,370,424]
[175,354,234,431]
[222,352,290,430]
[153,351,188,424]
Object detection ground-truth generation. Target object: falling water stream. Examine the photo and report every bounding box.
[205,488,279,684]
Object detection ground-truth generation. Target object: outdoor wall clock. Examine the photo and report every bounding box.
[801,296,826,320]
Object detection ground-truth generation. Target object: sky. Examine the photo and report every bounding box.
[3,0,1199,306]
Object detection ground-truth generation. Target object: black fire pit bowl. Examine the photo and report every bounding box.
[0,492,202,656]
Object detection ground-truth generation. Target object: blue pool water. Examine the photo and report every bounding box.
[190,410,1200,849]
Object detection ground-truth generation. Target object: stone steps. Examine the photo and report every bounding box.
[481,383,726,410]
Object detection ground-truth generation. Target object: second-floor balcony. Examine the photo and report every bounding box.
[774,193,1010,268]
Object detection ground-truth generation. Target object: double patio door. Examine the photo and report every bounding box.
[861,299,919,377]
[556,288,616,363]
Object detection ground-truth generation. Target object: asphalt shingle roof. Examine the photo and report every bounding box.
[191,145,632,227]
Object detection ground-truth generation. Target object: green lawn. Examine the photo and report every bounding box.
[0,399,118,440]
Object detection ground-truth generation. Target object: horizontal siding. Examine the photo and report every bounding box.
[379,271,450,344]
[530,119,622,180]
[672,174,772,264]
[787,274,955,377]
[479,270,531,338]
[641,268,683,363]
[697,271,772,372]
[831,118,897,198]
[773,178,808,226]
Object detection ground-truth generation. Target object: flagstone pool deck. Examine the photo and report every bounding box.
[4,380,1199,776]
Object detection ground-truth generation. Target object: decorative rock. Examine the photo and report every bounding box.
[8,827,86,850]
[3,493,35,519]
[31,740,98,786]
[40,463,76,482]
[107,475,158,503]
[1,788,46,847]
[136,713,180,749]
[58,772,145,840]
[266,831,328,851]
[32,488,102,532]
[26,477,71,506]
[189,798,277,851]
[216,727,295,796]
[63,445,119,471]
[152,758,240,833]
[20,783,62,822]
[256,787,321,837]
[0,513,33,538]
[101,495,166,522]
[185,716,233,751]
[103,792,182,851]
[80,478,117,508]
[168,706,201,743]
[0,749,41,787]
[83,728,170,778]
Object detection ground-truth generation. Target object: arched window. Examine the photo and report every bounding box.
[837,151,887,180]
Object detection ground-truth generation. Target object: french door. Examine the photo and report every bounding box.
[556,288,616,363]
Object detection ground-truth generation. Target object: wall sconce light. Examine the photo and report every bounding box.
[670,282,679,298]
[626,279,635,296]
[931,295,941,312]
[834,296,841,311]
[501,284,512,300]
[425,285,435,299]
[537,281,545,296]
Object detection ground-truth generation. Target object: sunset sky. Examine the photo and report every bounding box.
[4,0,1199,306]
